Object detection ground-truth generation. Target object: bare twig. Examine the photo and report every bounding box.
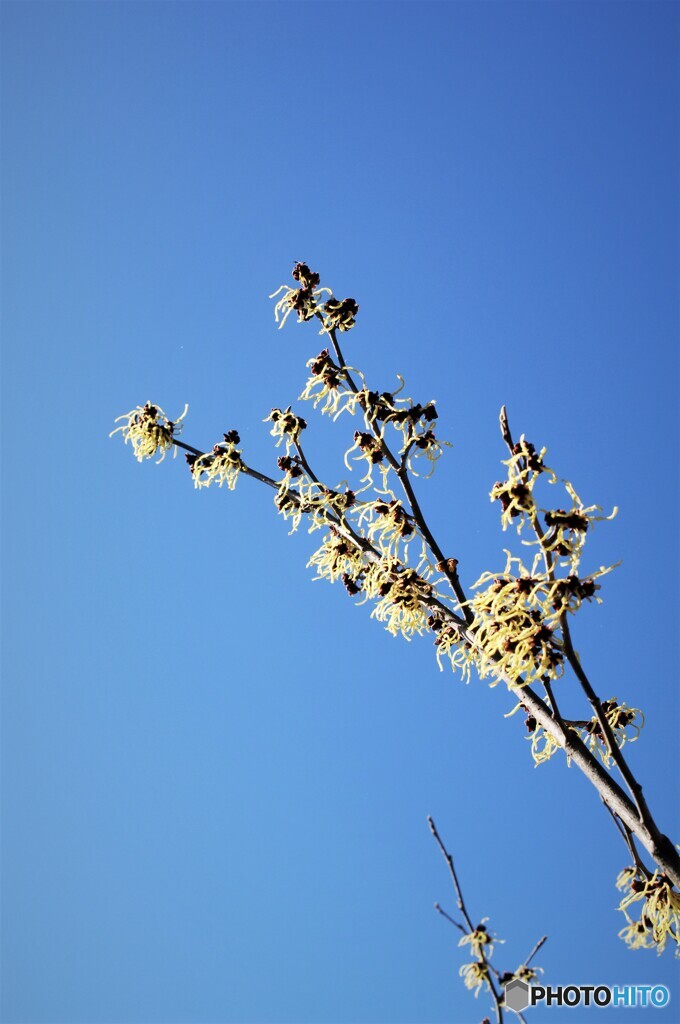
[433,901,466,935]
[428,817,505,1024]
[428,817,476,932]
[559,612,660,844]
[523,934,548,968]
[601,800,651,879]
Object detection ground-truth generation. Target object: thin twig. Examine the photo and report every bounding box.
[428,817,505,1024]
[172,438,203,457]
[541,678,565,730]
[601,800,651,878]
[428,817,475,932]
[433,902,466,935]
[523,934,548,968]
[560,613,656,835]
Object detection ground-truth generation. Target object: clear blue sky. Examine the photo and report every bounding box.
[2,2,678,1022]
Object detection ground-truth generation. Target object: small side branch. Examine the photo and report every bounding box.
[524,934,548,968]
[428,817,505,1024]
[428,817,476,933]
[602,801,651,879]
[560,614,657,837]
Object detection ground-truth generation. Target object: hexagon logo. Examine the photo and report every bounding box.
[504,978,530,1013]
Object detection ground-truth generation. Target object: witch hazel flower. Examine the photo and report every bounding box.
[110,402,188,463]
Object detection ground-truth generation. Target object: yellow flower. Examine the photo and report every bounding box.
[320,295,359,332]
[540,482,618,572]
[269,283,331,329]
[427,614,475,680]
[344,377,407,430]
[512,964,542,984]
[300,349,354,417]
[616,868,680,955]
[616,866,637,891]
[110,402,188,462]
[363,559,432,640]
[307,530,366,584]
[404,429,451,478]
[365,499,415,560]
[490,436,553,532]
[579,698,644,767]
[344,430,389,490]
[459,961,490,996]
[505,702,563,766]
[469,578,564,687]
[529,725,562,766]
[274,478,344,534]
[618,917,657,952]
[458,919,501,958]
[189,431,242,490]
[265,407,307,453]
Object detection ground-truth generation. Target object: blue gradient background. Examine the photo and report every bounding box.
[1,2,678,1022]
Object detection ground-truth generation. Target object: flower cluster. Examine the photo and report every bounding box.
[348,382,406,428]
[541,481,618,571]
[186,430,243,490]
[580,698,644,767]
[504,701,565,765]
[383,399,450,475]
[457,922,505,1001]
[491,437,617,578]
[526,715,562,766]
[490,438,553,531]
[469,572,564,687]
[362,558,433,639]
[458,920,501,959]
[276,454,304,493]
[427,614,475,679]
[307,528,367,584]
[436,430,629,763]
[296,482,455,641]
[322,295,359,332]
[352,389,449,476]
[405,428,450,477]
[499,964,543,987]
[270,262,359,336]
[270,262,330,329]
[110,402,187,462]
[265,407,307,451]
[473,555,610,630]
[274,477,357,534]
[365,499,415,559]
[467,470,619,687]
[300,349,353,416]
[388,399,438,439]
[344,430,386,487]
[274,478,325,533]
[458,961,490,997]
[617,868,680,955]
[515,695,645,770]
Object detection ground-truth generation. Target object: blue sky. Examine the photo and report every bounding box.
[1,2,678,1023]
